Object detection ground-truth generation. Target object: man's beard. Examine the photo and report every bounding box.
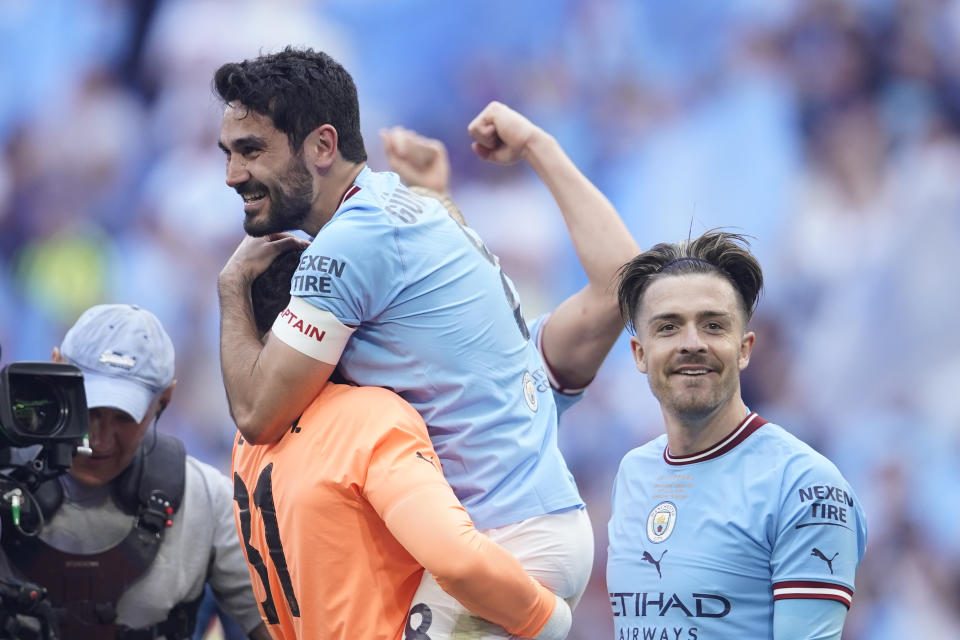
[649,363,735,423]
[242,158,314,237]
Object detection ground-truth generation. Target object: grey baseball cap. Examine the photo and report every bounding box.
[60,304,175,423]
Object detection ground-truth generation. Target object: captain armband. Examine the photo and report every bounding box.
[270,296,355,364]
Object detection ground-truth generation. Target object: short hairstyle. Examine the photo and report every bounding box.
[251,249,303,336]
[617,230,763,334]
[213,46,367,163]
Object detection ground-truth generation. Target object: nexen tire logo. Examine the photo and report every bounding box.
[609,592,731,618]
[278,308,326,342]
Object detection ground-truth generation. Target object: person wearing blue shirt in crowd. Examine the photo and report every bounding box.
[213,47,639,636]
[608,231,867,640]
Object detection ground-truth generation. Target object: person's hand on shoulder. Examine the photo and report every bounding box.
[220,233,309,286]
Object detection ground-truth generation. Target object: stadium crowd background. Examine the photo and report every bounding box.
[2,0,959,637]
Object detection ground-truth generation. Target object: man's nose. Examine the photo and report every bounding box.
[677,324,707,353]
[225,155,249,188]
[86,411,104,446]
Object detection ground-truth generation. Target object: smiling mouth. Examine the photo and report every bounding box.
[674,367,712,376]
[241,190,267,204]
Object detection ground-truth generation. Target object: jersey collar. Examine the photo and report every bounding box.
[663,411,767,466]
[336,166,368,209]
[339,184,361,208]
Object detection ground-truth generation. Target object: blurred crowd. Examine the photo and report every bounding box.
[2,0,959,637]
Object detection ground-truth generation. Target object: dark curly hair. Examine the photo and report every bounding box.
[251,249,303,336]
[214,47,366,163]
[617,230,763,335]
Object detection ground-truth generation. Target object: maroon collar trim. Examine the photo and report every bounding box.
[339,184,361,208]
[663,412,767,466]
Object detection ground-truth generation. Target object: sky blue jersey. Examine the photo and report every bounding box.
[292,167,583,530]
[607,413,867,640]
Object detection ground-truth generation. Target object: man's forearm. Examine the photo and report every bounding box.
[385,486,558,639]
[218,273,266,434]
[522,132,640,289]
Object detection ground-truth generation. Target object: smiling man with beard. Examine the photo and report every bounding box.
[212,47,642,639]
[607,231,868,640]
[217,112,315,237]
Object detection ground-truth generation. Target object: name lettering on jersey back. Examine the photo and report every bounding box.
[277,308,327,343]
[384,188,424,224]
[293,255,346,294]
[797,484,855,528]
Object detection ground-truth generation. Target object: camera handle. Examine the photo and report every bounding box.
[0,577,62,640]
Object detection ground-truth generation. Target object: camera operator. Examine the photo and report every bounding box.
[0,304,268,640]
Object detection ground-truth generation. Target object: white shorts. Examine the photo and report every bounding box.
[404,507,594,639]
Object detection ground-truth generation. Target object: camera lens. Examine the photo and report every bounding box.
[8,374,65,436]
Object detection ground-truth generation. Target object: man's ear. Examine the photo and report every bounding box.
[156,380,177,419]
[738,331,755,371]
[51,346,65,363]
[304,124,339,170]
[630,336,648,374]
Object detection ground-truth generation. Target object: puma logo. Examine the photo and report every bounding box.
[415,451,438,469]
[811,548,839,574]
[641,550,667,578]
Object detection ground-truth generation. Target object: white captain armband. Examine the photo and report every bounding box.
[270,296,355,363]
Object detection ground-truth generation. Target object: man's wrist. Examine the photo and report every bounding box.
[218,268,253,298]
[533,594,571,640]
[521,129,559,169]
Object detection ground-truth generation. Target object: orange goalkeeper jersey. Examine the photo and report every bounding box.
[231,382,555,640]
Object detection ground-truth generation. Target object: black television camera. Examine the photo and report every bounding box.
[0,346,89,640]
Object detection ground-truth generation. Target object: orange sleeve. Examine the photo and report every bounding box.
[363,401,555,638]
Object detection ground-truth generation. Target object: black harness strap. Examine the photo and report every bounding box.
[116,595,203,640]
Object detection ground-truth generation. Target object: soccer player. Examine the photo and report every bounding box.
[214,47,638,635]
[230,252,571,639]
[608,231,868,639]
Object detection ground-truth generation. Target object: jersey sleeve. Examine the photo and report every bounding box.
[771,455,868,609]
[361,395,453,518]
[291,204,405,325]
[360,395,556,638]
[528,313,585,417]
[773,598,847,640]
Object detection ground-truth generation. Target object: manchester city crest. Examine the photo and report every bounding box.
[646,501,677,543]
[522,371,538,412]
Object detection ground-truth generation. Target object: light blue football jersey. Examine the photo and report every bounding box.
[607,413,867,640]
[291,167,583,530]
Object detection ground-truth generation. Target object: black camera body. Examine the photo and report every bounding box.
[0,362,88,450]
[0,349,90,640]
[0,360,89,486]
